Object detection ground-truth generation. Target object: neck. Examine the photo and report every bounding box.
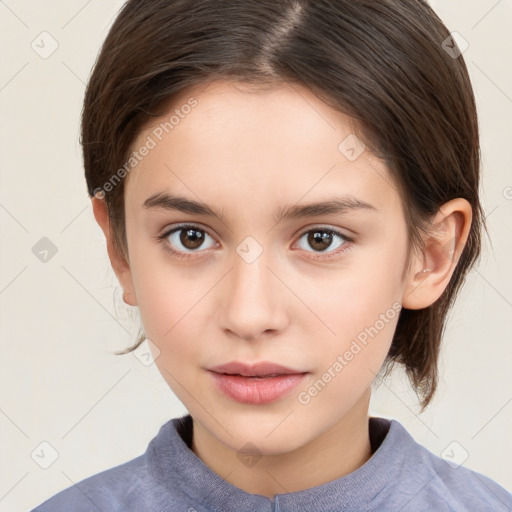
[190,389,373,498]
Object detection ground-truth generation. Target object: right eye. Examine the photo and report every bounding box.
[157,224,218,259]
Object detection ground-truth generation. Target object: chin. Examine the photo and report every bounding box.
[211,413,314,454]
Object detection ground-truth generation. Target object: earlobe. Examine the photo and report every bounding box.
[401,198,472,310]
[91,196,138,307]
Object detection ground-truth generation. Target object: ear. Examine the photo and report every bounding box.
[402,198,472,310]
[91,196,138,307]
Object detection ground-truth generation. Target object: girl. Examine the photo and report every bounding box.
[32,0,512,510]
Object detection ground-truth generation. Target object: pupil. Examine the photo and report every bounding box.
[181,228,204,249]
[309,230,332,251]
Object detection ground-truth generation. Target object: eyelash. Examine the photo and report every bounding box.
[155,223,354,261]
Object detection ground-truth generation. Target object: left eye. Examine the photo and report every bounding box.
[161,225,217,253]
[296,228,349,254]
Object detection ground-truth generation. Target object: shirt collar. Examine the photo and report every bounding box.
[146,413,407,512]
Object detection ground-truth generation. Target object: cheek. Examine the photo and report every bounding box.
[130,258,221,376]
[310,264,402,344]
[129,253,198,342]
[306,251,404,378]
[298,304,400,415]
[136,271,208,395]
[320,297,399,384]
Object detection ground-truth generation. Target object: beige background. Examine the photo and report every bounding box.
[0,1,511,510]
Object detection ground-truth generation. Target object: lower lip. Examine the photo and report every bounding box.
[209,371,307,404]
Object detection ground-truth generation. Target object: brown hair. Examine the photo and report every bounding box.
[81,0,487,412]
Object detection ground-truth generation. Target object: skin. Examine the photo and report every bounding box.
[92,80,472,498]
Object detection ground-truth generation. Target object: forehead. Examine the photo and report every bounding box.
[125,80,401,219]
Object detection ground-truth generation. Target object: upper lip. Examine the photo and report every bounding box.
[208,361,307,377]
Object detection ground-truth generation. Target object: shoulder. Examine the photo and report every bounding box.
[386,419,512,512]
[30,453,169,512]
[30,415,193,512]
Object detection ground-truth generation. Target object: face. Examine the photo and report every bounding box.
[121,80,411,455]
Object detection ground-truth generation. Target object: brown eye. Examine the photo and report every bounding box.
[179,227,205,249]
[296,227,350,256]
[161,224,217,255]
[307,230,334,251]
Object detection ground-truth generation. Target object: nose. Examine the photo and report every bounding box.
[219,248,289,341]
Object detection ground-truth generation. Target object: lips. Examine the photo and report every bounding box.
[208,361,306,377]
[207,362,309,404]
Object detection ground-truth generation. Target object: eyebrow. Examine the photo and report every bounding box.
[142,192,378,224]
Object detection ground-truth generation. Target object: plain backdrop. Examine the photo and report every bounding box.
[0,1,511,510]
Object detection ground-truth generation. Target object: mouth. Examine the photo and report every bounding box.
[206,361,309,404]
[221,374,283,378]
[207,361,307,378]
